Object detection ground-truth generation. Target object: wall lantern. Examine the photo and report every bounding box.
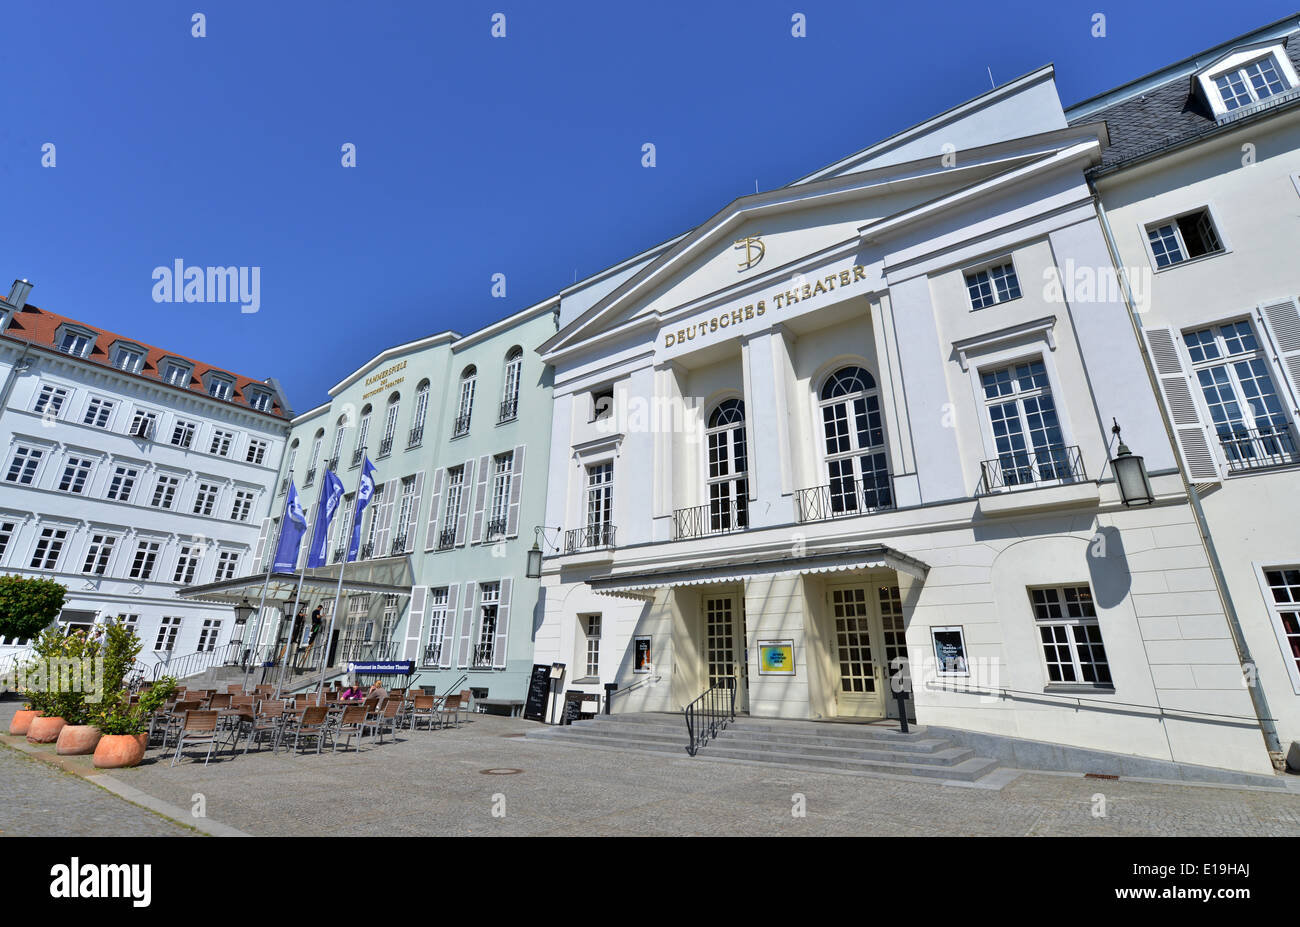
[233,598,256,625]
[1110,419,1154,507]
[525,526,561,579]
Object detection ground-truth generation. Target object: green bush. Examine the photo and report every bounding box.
[0,575,65,643]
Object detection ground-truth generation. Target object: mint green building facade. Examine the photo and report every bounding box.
[265,300,556,702]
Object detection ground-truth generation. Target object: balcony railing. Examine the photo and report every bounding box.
[360,541,374,560]
[333,637,400,666]
[1219,425,1299,473]
[332,545,347,564]
[351,447,364,468]
[278,477,288,495]
[421,644,444,667]
[673,499,748,539]
[795,475,895,523]
[407,425,424,448]
[471,643,494,669]
[498,397,518,423]
[565,522,616,553]
[324,456,339,472]
[452,413,471,438]
[485,516,507,541]
[978,445,1085,493]
[390,533,408,556]
[437,527,456,550]
[305,466,317,487]
[378,435,393,457]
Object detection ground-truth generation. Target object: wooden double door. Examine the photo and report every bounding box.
[828,584,908,719]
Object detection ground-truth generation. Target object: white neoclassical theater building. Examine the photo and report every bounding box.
[531,40,1288,775]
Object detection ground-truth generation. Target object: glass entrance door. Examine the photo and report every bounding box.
[830,586,886,718]
[704,594,747,712]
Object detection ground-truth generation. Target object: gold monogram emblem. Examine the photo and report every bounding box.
[733,235,765,272]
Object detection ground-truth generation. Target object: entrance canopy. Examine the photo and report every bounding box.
[587,544,928,600]
[176,557,414,607]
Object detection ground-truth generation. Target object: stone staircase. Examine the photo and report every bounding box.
[527,712,1004,783]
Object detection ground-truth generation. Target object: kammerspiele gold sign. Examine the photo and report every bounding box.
[663,264,869,349]
[363,359,407,400]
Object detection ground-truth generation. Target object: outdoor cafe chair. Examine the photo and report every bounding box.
[435,694,462,730]
[244,703,285,754]
[283,705,332,755]
[226,684,245,695]
[361,698,403,745]
[332,705,370,753]
[408,695,437,731]
[171,710,223,767]
[209,693,233,710]
[160,700,202,749]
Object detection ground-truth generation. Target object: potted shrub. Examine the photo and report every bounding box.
[24,629,74,744]
[54,625,108,755]
[8,654,43,736]
[92,677,176,769]
[1,576,65,736]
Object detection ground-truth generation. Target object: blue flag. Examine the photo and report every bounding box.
[306,470,346,568]
[273,481,309,572]
[348,457,378,562]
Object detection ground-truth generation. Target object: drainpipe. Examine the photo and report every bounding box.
[1091,190,1285,768]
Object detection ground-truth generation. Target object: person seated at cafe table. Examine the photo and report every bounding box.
[367,680,389,702]
[340,681,365,700]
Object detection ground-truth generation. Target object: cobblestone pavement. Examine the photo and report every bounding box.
[0,744,195,837]
[4,700,1298,836]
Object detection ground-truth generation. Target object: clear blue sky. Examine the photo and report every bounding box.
[4,1,1296,411]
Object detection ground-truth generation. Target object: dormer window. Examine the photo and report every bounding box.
[161,360,192,387]
[57,327,95,358]
[1214,54,1288,111]
[206,374,235,401]
[111,343,145,374]
[247,389,273,412]
[1196,45,1299,122]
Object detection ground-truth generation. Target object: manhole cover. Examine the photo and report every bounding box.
[479,767,524,775]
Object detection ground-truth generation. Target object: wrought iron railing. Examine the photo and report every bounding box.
[378,435,393,457]
[978,444,1085,493]
[332,545,347,564]
[684,676,736,756]
[305,466,317,487]
[437,528,456,550]
[152,641,241,681]
[452,413,471,437]
[565,523,616,553]
[471,643,494,669]
[390,533,408,556]
[278,477,288,495]
[333,637,401,665]
[1219,425,1299,473]
[324,456,339,472]
[360,541,374,560]
[421,644,443,667]
[351,447,364,468]
[795,475,895,522]
[673,499,748,539]
[498,398,518,423]
[407,425,424,448]
[485,517,507,540]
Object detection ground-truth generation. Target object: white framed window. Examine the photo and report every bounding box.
[1183,320,1297,471]
[171,419,197,449]
[117,614,140,636]
[363,485,384,555]
[129,539,161,580]
[487,453,512,539]
[197,618,222,651]
[410,380,430,447]
[454,367,476,436]
[584,613,601,678]
[83,397,115,429]
[586,462,613,530]
[173,544,202,584]
[473,582,500,668]
[1145,208,1225,269]
[964,259,1021,310]
[6,445,45,485]
[978,358,1076,489]
[306,433,323,481]
[152,474,181,509]
[111,344,145,373]
[817,366,893,513]
[33,384,69,418]
[207,376,235,400]
[423,587,449,666]
[393,477,416,551]
[1212,52,1291,111]
[247,390,273,412]
[128,409,158,439]
[193,481,221,516]
[330,421,347,466]
[105,465,139,502]
[379,396,400,456]
[162,361,191,387]
[230,489,255,523]
[58,330,94,358]
[705,398,748,532]
[1262,567,1300,692]
[214,550,240,581]
[209,429,235,457]
[154,616,182,653]
[353,407,372,466]
[58,455,95,494]
[0,520,16,563]
[246,438,269,465]
[439,467,464,548]
[500,348,522,422]
[29,527,68,570]
[1029,585,1111,687]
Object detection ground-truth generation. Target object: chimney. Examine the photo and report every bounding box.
[5,279,32,311]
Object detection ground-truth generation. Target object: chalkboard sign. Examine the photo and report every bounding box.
[523,664,551,723]
[561,690,588,726]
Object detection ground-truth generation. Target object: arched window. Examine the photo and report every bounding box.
[818,366,892,513]
[409,379,430,448]
[500,347,523,422]
[379,391,400,457]
[454,366,476,437]
[306,429,324,485]
[329,417,347,470]
[283,439,299,493]
[353,404,372,467]
[705,398,749,531]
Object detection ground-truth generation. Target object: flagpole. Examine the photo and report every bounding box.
[240,553,276,692]
[276,474,330,697]
[317,448,369,705]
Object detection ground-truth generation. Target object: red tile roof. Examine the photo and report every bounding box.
[2,303,290,419]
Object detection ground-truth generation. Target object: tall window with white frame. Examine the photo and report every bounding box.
[379,394,400,457]
[1263,568,1300,683]
[353,405,372,467]
[129,540,161,580]
[580,462,614,550]
[6,445,44,484]
[173,544,201,584]
[500,348,522,422]
[155,616,182,653]
[306,431,323,484]
[439,467,463,549]
[33,385,68,418]
[83,397,115,428]
[362,486,383,558]
[474,582,500,668]
[1183,320,1297,470]
[29,528,67,569]
[152,474,180,510]
[423,587,448,666]
[393,477,416,554]
[979,360,1075,489]
[129,409,157,439]
[704,398,748,534]
[1030,586,1111,687]
[815,366,893,517]
[329,419,347,469]
[583,614,601,678]
[58,456,94,494]
[410,380,430,448]
[197,619,222,652]
[82,534,117,576]
[105,465,138,502]
[487,453,512,539]
[214,550,240,581]
[454,367,476,437]
[0,521,17,565]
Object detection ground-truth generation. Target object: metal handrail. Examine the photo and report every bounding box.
[683,676,736,756]
[672,498,748,539]
[794,475,895,522]
[1219,424,1299,472]
[152,641,241,681]
[978,444,1085,493]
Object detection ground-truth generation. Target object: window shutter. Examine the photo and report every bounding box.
[404,585,426,662]
[404,471,424,553]
[423,468,445,551]
[1143,327,1220,482]
[470,454,490,543]
[441,584,459,669]
[253,517,272,570]
[491,577,512,668]
[506,445,525,538]
[454,459,473,546]
[1257,297,1300,416]
[456,582,477,668]
[374,485,396,556]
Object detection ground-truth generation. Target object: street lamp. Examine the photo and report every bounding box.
[233,598,255,625]
[526,526,560,579]
[1110,419,1154,507]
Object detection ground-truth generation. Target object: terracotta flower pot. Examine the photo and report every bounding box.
[92,733,148,769]
[8,709,40,736]
[55,724,102,756]
[26,715,66,743]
